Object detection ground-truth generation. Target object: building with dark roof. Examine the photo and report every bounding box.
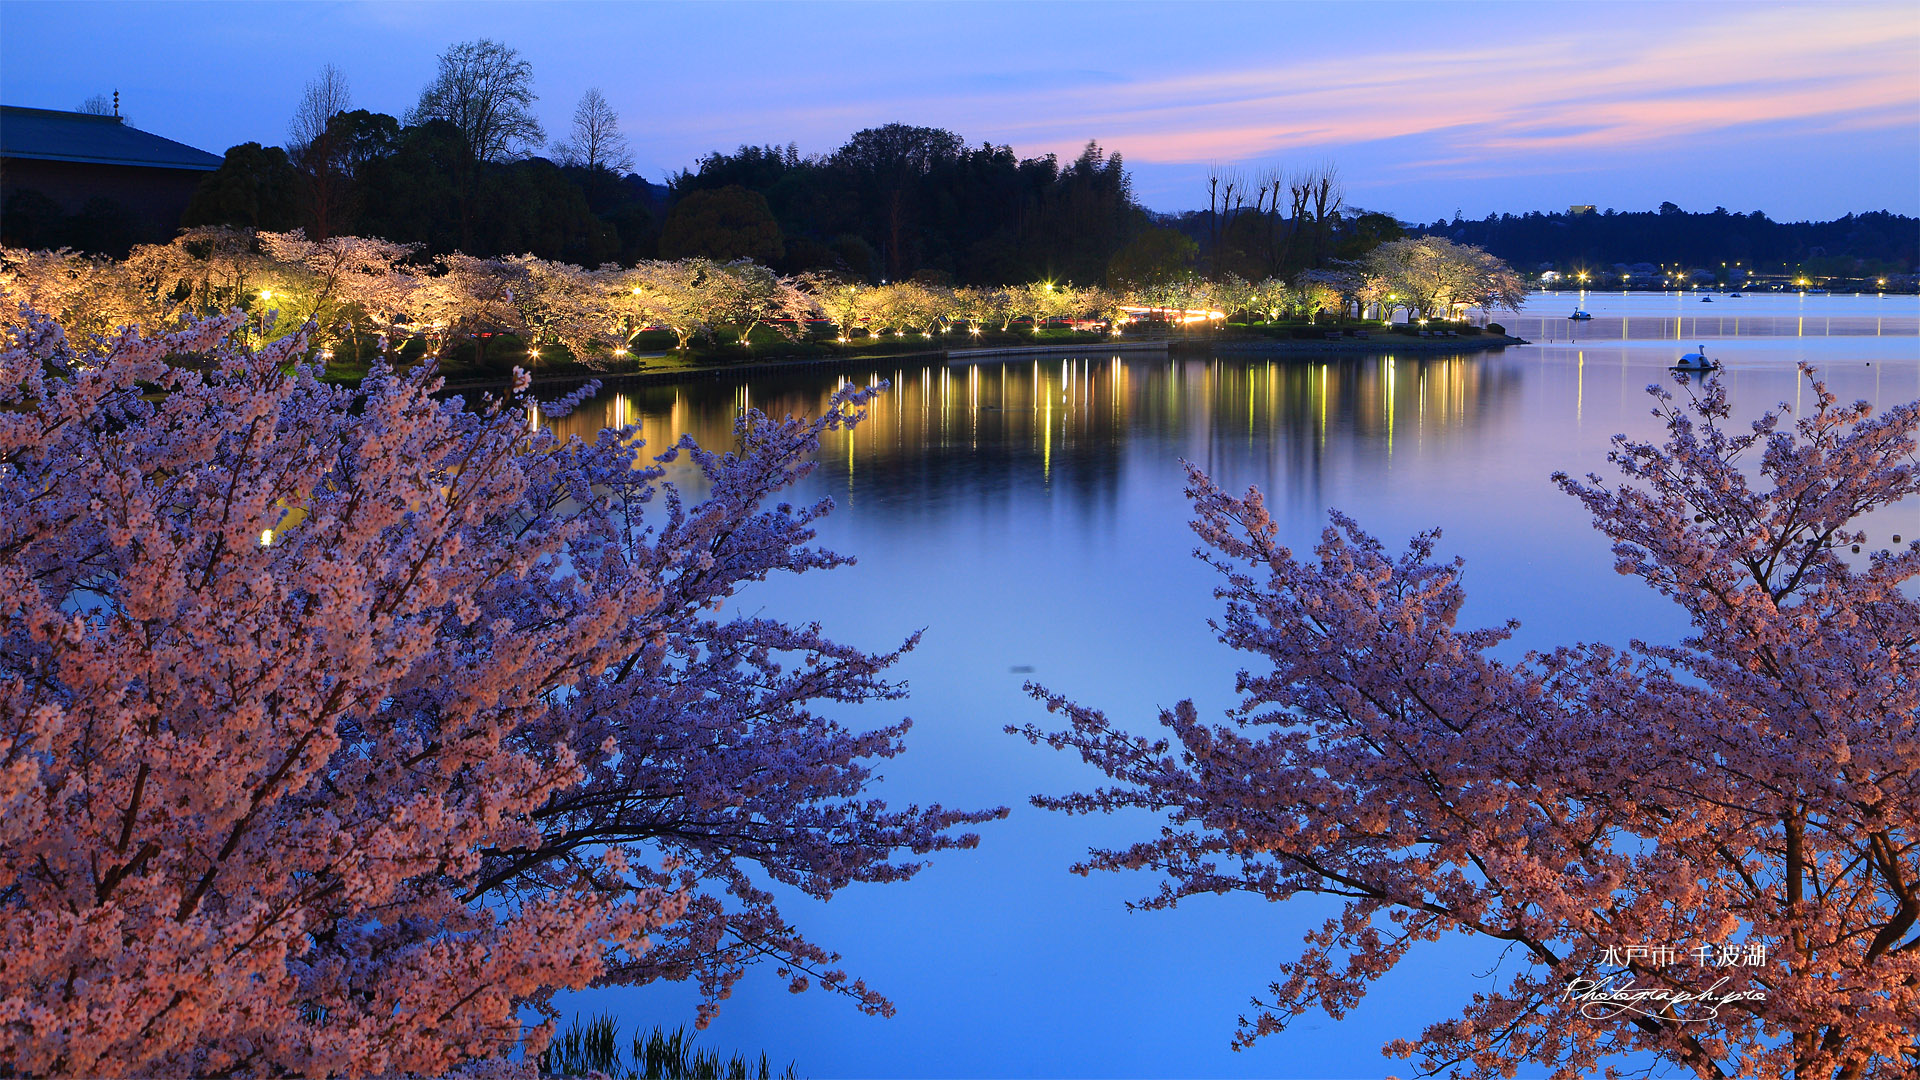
[1,105,223,251]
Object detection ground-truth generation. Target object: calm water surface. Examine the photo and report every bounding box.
[534,291,1920,1079]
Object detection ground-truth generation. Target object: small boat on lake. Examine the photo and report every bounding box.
[1569,309,1593,320]
[1701,296,1713,302]
[1672,345,1718,372]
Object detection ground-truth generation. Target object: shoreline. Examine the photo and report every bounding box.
[431,333,1528,394]
[1175,334,1528,356]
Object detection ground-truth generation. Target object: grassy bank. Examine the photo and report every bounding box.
[318,318,1515,388]
[319,325,1127,386]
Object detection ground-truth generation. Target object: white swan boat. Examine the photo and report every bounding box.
[1672,345,1718,372]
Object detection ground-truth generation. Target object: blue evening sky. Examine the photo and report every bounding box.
[3,1,1916,221]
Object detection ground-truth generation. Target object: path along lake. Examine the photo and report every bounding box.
[533,291,1919,1078]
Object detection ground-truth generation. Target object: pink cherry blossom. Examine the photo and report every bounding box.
[1015,367,1919,1080]
[0,305,1001,1077]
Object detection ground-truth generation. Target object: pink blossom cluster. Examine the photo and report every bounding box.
[1016,369,1920,1079]
[0,305,1001,1076]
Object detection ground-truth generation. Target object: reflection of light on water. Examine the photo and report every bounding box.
[1385,358,1396,458]
[1417,363,1427,455]
[969,364,978,449]
[1319,363,1328,451]
[1577,351,1585,425]
[534,355,1504,508]
[1043,377,1052,482]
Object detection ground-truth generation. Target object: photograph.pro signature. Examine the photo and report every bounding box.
[1563,973,1768,1022]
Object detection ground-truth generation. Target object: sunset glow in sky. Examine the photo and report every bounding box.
[3,0,1915,220]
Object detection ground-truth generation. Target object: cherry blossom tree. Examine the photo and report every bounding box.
[1248,277,1301,323]
[1015,370,1920,1080]
[496,255,634,365]
[1364,237,1525,321]
[622,259,726,351]
[0,306,1000,1076]
[810,277,867,340]
[1210,274,1258,324]
[256,230,421,353]
[854,283,906,338]
[709,259,818,347]
[953,285,1012,336]
[1295,267,1358,322]
[129,226,271,323]
[0,247,154,341]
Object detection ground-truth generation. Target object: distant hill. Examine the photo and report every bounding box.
[1414,203,1918,278]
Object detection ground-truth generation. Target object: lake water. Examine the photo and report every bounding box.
[533,291,1920,1079]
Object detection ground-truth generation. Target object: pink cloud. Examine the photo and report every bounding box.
[859,5,1920,168]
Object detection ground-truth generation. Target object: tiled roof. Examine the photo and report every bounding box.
[1,105,222,171]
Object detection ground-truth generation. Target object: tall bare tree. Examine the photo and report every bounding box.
[411,39,544,164]
[1298,163,1344,269]
[552,87,633,174]
[411,39,543,250]
[287,65,352,240]
[1205,166,1247,279]
[1252,169,1285,275]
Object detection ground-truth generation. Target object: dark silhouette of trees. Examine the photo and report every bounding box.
[1107,227,1198,287]
[1421,205,1918,275]
[658,185,784,263]
[667,132,1143,284]
[830,124,966,280]
[1175,164,1353,282]
[286,65,352,240]
[183,143,301,231]
[410,38,544,250]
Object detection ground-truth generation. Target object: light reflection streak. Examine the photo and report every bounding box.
[535,355,1501,510]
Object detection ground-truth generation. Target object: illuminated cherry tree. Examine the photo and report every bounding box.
[0,248,145,340]
[0,307,1000,1076]
[708,259,818,346]
[256,229,422,350]
[1364,236,1526,320]
[1017,370,1920,1080]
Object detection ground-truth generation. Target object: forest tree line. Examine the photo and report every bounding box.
[1415,203,1918,277]
[4,38,1912,286]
